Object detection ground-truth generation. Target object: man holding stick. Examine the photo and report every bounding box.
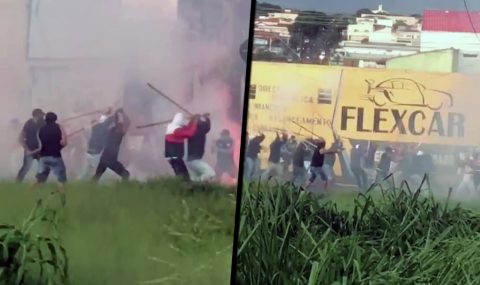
[304,138,341,193]
[92,108,131,182]
[32,112,68,193]
[80,110,114,180]
[16,108,47,182]
[186,113,216,182]
[165,113,199,181]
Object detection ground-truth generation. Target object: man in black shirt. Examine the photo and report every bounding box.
[262,132,288,181]
[16,108,46,182]
[186,113,216,182]
[244,132,265,180]
[80,112,114,179]
[93,109,131,182]
[213,129,237,181]
[33,112,68,192]
[304,138,340,192]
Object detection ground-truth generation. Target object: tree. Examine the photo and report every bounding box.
[288,11,345,62]
[256,1,282,17]
[356,8,372,17]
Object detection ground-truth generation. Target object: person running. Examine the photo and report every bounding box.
[281,135,297,174]
[262,132,287,181]
[80,112,114,179]
[244,132,265,180]
[213,129,237,181]
[32,112,68,192]
[291,141,309,187]
[323,140,341,184]
[93,108,131,182]
[375,146,393,183]
[410,150,435,187]
[456,152,479,198]
[304,138,340,192]
[350,144,368,189]
[186,113,216,182]
[16,108,47,182]
[165,113,199,181]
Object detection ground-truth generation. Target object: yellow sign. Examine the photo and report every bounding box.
[248,62,340,167]
[334,68,479,145]
[248,61,479,170]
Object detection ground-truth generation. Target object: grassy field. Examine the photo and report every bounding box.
[0,179,236,285]
[237,181,480,285]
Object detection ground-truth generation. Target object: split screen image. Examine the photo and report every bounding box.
[1,0,480,284]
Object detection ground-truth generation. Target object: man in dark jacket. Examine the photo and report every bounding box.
[291,141,310,186]
[262,132,287,180]
[244,132,265,180]
[33,112,68,192]
[186,113,215,182]
[375,146,393,183]
[16,108,47,182]
[80,110,114,179]
[92,108,131,182]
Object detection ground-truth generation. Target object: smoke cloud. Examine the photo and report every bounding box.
[0,0,250,182]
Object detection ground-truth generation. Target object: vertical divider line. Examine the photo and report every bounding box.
[229,1,257,284]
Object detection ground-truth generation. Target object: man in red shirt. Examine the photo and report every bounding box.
[165,113,199,181]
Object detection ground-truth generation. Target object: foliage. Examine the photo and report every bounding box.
[356,8,372,17]
[256,1,283,17]
[0,193,68,285]
[289,11,348,61]
[237,179,480,285]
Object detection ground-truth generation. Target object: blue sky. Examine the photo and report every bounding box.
[262,0,480,14]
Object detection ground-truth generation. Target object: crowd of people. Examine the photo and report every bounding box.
[11,107,238,191]
[243,131,449,193]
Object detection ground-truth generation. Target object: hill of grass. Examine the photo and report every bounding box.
[0,179,236,285]
[237,181,480,285]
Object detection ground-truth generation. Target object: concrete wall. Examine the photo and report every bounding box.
[0,0,30,117]
[386,49,457,73]
[386,49,480,74]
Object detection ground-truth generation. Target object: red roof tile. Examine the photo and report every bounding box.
[422,10,480,33]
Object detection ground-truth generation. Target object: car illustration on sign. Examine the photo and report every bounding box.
[363,78,453,110]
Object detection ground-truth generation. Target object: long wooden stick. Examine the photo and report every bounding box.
[61,110,105,123]
[136,120,171,129]
[147,83,193,115]
[289,120,323,139]
[67,128,85,138]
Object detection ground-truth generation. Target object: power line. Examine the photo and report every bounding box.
[462,0,480,43]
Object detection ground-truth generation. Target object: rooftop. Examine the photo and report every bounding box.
[423,10,480,33]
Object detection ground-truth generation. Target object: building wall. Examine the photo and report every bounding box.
[386,49,457,73]
[421,31,480,53]
[0,0,30,117]
[456,51,480,74]
[369,28,396,43]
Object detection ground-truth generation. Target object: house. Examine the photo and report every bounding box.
[337,41,419,68]
[421,10,480,53]
[420,10,480,73]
